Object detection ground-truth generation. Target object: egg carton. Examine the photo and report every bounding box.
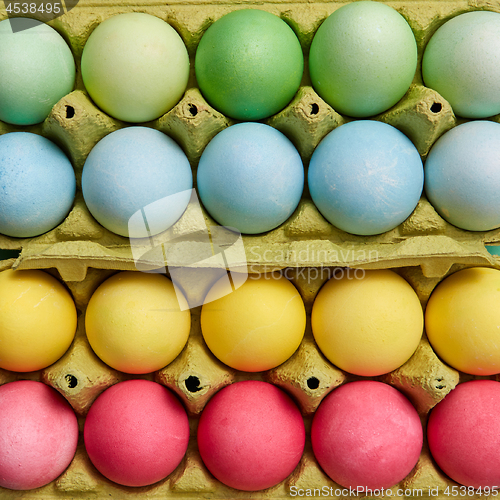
[1,0,500,282]
[1,0,499,497]
[4,260,498,500]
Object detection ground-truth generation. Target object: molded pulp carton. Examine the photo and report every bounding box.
[1,0,500,498]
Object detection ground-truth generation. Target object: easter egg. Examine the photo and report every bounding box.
[0,269,77,372]
[81,13,189,122]
[85,272,191,374]
[82,127,192,237]
[425,267,500,375]
[427,380,500,488]
[308,121,423,236]
[201,273,306,372]
[84,380,189,487]
[0,132,76,238]
[424,121,500,231]
[311,269,423,376]
[309,1,417,117]
[422,11,500,119]
[0,380,78,490]
[312,381,423,489]
[197,123,304,234]
[195,9,303,120]
[197,380,305,491]
[0,18,75,125]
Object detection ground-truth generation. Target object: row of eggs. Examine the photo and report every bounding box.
[1,119,500,239]
[1,377,500,492]
[1,4,500,125]
[2,266,500,377]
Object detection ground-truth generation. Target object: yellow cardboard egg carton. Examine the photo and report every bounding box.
[1,0,500,281]
[0,263,476,499]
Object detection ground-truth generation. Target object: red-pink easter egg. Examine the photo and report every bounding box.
[84,379,189,487]
[427,380,500,488]
[0,380,78,490]
[311,380,422,489]
[197,380,305,491]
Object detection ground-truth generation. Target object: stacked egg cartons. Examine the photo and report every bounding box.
[2,0,500,498]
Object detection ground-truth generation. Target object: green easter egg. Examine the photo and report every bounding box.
[422,11,500,119]
[81,13,189,123]
[195,9,304,121]
[309,1,417,117]
[0,18,75,126]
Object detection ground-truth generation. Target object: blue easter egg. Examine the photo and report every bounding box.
[0,132,76,238]
[424,121,500,231]
[197,123,304,234]
[82,127,192,238]
[308,121,423,236]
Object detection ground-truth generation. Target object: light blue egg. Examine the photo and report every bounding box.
[0,132,76,238]
[82,127,192,237]
[424,121,500,232]
[196,123,304,234]
[308,121,423,236]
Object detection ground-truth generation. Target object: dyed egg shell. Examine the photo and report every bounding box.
[422,11,500,118]
[309,1,417,117]
[428,380,500,487]
[197,123,304,234]
[0,18,75,125]
[82,127,192,237]
[312,381,422,489]
[424,121,500,231]
[195,9,303,120]
[81,13,189,122]
[0,380,78,490]
[197,380,305,491]
[0,132,76,238]
[425,267,500,375]
[85,271,191,374]
[308,121,423,236]
[0,269,77,372]
[201,273,305,372]
[311,269,423,376]
[84,380,189,487]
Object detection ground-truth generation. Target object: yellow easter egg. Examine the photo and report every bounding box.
[201,274,306,372]
[425,267,500,375]
[0,269,77,372]
[85,272,190,374]
[311,269,423,376]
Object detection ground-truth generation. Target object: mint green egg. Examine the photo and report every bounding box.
[0,18,75,126]
[422,11,500,119]
[195,9,304,121]
[81,13,189,123]
[309,1,417,117]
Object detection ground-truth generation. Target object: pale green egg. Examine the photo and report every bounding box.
[81,13,189,123]
[309,1,417,117]
[422,11,500,119]
[0,18,75,125]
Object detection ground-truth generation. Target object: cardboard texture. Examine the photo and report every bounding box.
[1,0,500,498]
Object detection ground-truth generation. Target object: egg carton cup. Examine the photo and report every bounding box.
[2,0,500,281]
[4,260,496,499]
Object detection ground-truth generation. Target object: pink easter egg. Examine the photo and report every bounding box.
[84,379,189,487]
[312,380,422,489]
[197,380,305,491]
[0,380,78,490]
